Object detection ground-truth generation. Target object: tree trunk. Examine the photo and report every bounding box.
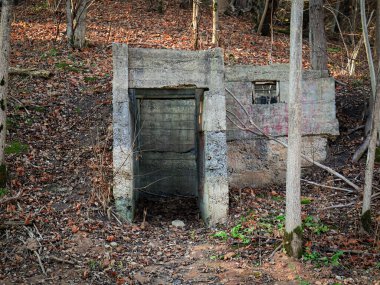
[309,0,328,70]
[0,0,12,187]
[284,0,304,259]
[192,0,200,49]
[361,79,380,232]
[212,0,219,45]
[66,0,73,45]
[257,0,269,35]
[73,0,88,48]
[376,0,380,61]
[66,0,88,49]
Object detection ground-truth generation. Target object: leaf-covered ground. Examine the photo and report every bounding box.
[0,0,379,284]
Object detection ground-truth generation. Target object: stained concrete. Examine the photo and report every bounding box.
[112,45,339,226]
[113,44,228,226]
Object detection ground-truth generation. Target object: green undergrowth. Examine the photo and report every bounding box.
[5,141,28,155]
[212,211,285,246]
[0,187,7,197]
[303,248,344,267]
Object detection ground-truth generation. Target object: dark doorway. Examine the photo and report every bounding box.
[130,89,203,201]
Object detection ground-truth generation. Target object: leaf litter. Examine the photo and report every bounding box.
[0,0,379,284]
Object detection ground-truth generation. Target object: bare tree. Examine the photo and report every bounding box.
[284,0,304,258]
[362,78,380,232]
[212,0,219,45]
[192,0,200,49]
[309,0,327,70]
[0,0,12,187]
[66,0,92,48]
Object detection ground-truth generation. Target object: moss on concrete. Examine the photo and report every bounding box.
[361,210,372,232]
[284,226,303,258]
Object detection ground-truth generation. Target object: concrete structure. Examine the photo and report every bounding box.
[112,44,339,226]
[225,65,339,188]
[113,44,228,226]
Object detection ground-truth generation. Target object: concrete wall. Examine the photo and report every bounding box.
[225,65,339,188]
[113,46,340,224]
[113,44,229,226]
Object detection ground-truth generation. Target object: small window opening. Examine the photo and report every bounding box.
[252,81,280,104]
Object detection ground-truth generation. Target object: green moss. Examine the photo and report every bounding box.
[0,99,5,111]
[5,141,28,155]
[0,187,7,197]
[361,210,372,232]
[301,198,312,205]
[375,147,380,163]
[0,164,7,188]
[213,2,218,11]
[284,226,303,258]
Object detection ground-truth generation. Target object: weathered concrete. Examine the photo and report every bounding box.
[225,64,339,188]
[112,45,137,221]
[113,44,228,226]
[113,46,340,225]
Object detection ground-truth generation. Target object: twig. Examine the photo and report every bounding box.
[301,179,354,193]
[322,201,356,210]
[322,247,380,256]
[352,135,370,163]
[111,210,123,226]
[34,251,47,275]
[20,229,47,276]
[47,255,76,265]
[347,125,365,135]
[268,242,283,260]
[335,79,347,86]
[0,190,23,205]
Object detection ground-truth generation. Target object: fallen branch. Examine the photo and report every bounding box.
[347,125,365,136]
[9,67,51,78]
[225,88,360,191]
[46,255,76,265]
[0,190,23,205]
[301,179,354,193]
[321,201,356,210]
[352,135,370,163]
[322,247,380,256]
[268,242,283,260]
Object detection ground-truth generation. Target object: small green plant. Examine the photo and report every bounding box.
[55,62,81,72]
[230,224,250,244]
[296,276,310,285]
[303,249,320,262]
[271,195,284,202]
[5,141,28,155]
[88,260,99,271]
[301,198,312,205]
[212,230,228,241]
[330,250,344,266]
[275,215,285,231]
[33,106,46,112]
[303,216,329,235]
[0,188,8,197]
[303,248,344,267]
[327,47,341,53]
[84,76,98,83]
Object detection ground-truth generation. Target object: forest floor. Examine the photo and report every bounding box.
[0,0,380,284]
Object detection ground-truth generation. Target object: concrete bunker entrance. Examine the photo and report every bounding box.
[113,45,229,225]
[131,88,204,215]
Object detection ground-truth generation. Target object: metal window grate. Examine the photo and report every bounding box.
[252,81,280,104]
